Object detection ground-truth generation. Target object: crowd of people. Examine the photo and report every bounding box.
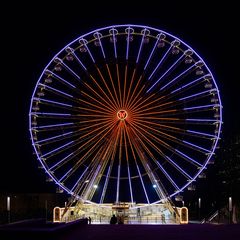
[110,214,124,224]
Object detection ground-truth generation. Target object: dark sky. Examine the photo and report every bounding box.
[1,1,239,200]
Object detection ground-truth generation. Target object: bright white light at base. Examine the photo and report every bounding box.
[7,197,10,211]
[229,197,232,211]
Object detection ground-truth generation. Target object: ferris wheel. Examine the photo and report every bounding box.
[29,24,222,205]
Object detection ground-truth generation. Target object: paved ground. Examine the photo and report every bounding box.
[58,224,240,240]
[1,222,240,240]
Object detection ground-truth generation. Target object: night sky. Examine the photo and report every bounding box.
[1,1,239,203]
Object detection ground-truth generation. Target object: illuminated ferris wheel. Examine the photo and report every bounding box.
[29,24,222,205]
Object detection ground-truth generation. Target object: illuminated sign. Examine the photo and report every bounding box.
[117,110,128,120]
[180,207,188,224]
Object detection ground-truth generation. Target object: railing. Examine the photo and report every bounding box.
[201,210,219,224]
[126,216,176,224]
[79,216,177,224]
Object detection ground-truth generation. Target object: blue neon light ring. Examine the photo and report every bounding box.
[29,24,222,205]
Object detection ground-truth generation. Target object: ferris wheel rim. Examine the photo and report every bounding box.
[29,24,223,204]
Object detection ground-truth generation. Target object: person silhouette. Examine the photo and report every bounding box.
[110,214,117,224]
[118,216,124,224]
[161,213,166,224]
[88,216,92,224]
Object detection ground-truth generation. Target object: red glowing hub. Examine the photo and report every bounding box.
[117,110,128,120]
